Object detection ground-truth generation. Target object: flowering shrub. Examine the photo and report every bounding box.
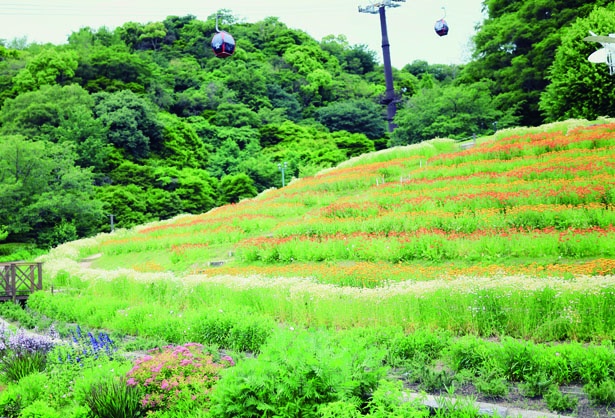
[126,342,234,412]
[0,323,55,355]
[0,322,57,382]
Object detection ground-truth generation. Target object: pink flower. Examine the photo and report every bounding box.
[180,359,193,366]
[126,378,137,387]
[161,379,170,391]
[221,355,235,366]
[151,364,162,373]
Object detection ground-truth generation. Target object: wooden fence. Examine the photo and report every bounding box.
[0,262,43,302]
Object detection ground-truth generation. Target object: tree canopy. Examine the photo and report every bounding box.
[1,3,614,248]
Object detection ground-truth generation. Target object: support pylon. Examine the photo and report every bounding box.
[359,0,405,133]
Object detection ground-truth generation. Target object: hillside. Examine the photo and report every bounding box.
[2,4,615,252]
[37,118,615,338]
[0,119,609,418]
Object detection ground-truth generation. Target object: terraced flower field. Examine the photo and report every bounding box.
[35,119,615,340]
[7,118,610,417]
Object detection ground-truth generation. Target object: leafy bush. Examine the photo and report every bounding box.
[190,312,274,353]
[474,372,508,399]
[18,400,61,418]
[584,379,615,406]
[447,336,492,374]
[11,372,47,408]
[435,387,480,418]
[84,377,143,418]
[318,400,363,418]
[208,330,387,418]
[366,379,429,418]
[0,387,22,418]
[390,329,451,366]
[544,386,577,413]
[1,351,48,383]
[126,342,232,413]
[0,303,37,329]
[418,367,455,393]
[518,371,552,398]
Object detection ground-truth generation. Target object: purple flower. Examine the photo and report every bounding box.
[8,330,55,354]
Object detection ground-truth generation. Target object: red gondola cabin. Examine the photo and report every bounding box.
[434,19,449,37]
[212,31,235,58]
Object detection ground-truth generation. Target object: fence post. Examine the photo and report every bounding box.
[10,263,16,303]
[29,264,35,292]
[37,263,43,290]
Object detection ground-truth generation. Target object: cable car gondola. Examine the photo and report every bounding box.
[434,7,449,37]
[211,15,235,58]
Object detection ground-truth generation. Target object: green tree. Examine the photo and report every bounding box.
[331,131,376,158]
[392,80,518,145]
[158,112,210,169]
[96,184,150,230]
[93,90,163,159]
[139,22,167,50]
[539,5,615,121]
[172,168,218,213]
[73,45,152,93]
[218,173,258,204]
[315,99,385,139]
[0,136,103,245]
[461,0,611,126]
[0,84,111,172]
[12,49,78,93]
[223,61,270,110]
[210,103,261,129]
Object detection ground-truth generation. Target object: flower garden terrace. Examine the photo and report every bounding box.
[37,119,615,340]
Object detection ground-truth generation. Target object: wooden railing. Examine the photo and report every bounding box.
[0,262,43,302]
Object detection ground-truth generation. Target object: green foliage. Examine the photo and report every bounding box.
[210,103,261,129]
[434,387,480,418]
[518,371,553,397]
[19,400,61,418]
[584,379,615,406]
[544,386,577,413]
[208,329,388,418]
[93,90,162,159]
[1,351,48,383]
[366,379,429,418]
[418,367,455,393]
[13,49,78,93]
[218,173,258,204]
[539,4,615,121]
[0,136,103,245]
[474,372,509,399]
[10,372,47,408]
[460,0,611,126]
[84,376,143,418]
[158,112,210,169]
[316,99,385,140]
[391,80,517,145]
[0,387,22,418]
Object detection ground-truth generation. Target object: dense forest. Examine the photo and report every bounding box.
[0,2,614,250]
